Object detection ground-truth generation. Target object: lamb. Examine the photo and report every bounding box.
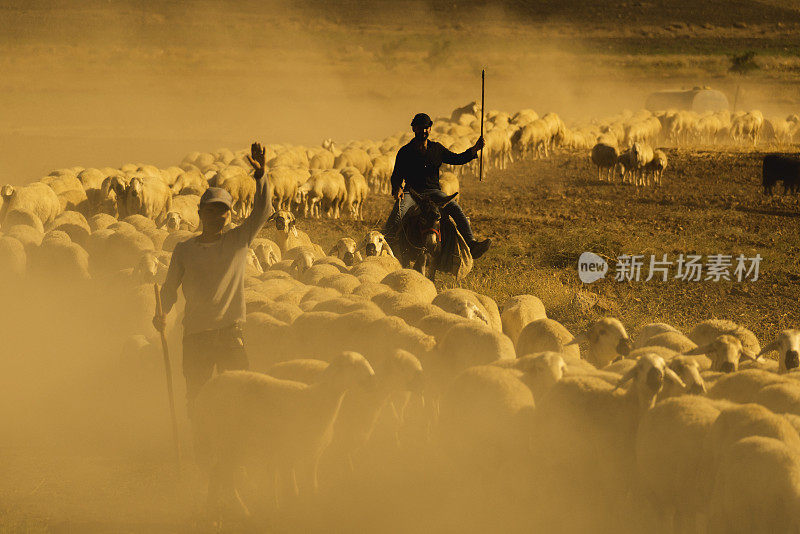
[358,231,394,258]
[757,329,800,373]
[566,317,632,368]
[707,436,800,534]
[590,142,618,182]
[0,183,61,228]
[192,351,375,516]
[500,294,547,346]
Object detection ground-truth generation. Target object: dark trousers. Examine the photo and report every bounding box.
[383,189,475,241]
[182,323,249,418]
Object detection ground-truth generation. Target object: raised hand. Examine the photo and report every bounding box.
[247,142,266,179]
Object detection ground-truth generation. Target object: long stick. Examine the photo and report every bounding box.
[153,283,181,470]
[479,68,485,182]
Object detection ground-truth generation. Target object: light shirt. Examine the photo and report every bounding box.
[160,177,272,335]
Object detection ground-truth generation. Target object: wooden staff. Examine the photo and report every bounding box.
[153,283,181,470]
[479,68,485,181]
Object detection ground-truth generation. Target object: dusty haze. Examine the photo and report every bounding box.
[4,0,790,184]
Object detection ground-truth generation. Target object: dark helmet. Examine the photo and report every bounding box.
[411,113,433,128]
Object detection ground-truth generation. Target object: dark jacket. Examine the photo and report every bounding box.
[390,140,477,196]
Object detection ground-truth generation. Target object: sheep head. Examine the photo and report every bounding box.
[684,334,756,373]
[665,356,706,396]
[568,317,631,367]
[375,349,425,394]
[1,184,14,200]
[164,212,182,232]
[269,210,297,236]
[328,238,361,266]
[125,176,144,215]
[758,329,800,373]
[616,353,684,411]
[359,231,394,258]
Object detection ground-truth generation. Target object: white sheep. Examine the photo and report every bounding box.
[162,194,200,232]
[515,318,580,363]
[635,395,724,531]
[688,318,761,356]
[1,182,61,228]
[708,436,800,534]
[438,365,535,470]
[500,295,547,346]
[358,231,394,258]
[707,369,786,404]
[566,317,632,368]
[327,238,362,267]
[757,329,800,373]
[379,269,437,303]
[341,167,369,221]
[123,175,172,225]
[192,351,375,515]
[683,334,758,373]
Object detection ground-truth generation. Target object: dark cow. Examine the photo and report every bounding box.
[762,154,800,195]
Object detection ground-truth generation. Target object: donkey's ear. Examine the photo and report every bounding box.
[434,192,458,207]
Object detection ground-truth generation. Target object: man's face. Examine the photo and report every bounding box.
[198,202,231,234]
[413,124,431,142]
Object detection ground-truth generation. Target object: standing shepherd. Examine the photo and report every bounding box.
[153,142,273,417]
[383,112,491,259]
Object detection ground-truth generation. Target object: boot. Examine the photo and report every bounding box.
[468,238,491,259]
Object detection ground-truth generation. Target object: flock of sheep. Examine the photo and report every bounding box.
[2,101,800,532]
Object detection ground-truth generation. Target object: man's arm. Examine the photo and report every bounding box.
[390,149,406,198]
[156,243,185,329]
[230,142,274,246]
[441,137,485,165]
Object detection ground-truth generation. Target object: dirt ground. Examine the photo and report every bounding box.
[3,1,800,532]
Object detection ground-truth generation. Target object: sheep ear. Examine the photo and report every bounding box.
[291,225,298,238]
[740,348,758,362]
[758,339,778,357]
[267,212,276,222]
[566,331,588,346]
[615,364,639,390]
[665,367,686,389]
[683,344,710,356]
[356,236,368,252]
[380,238,395,258]
[355,251,363,262]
